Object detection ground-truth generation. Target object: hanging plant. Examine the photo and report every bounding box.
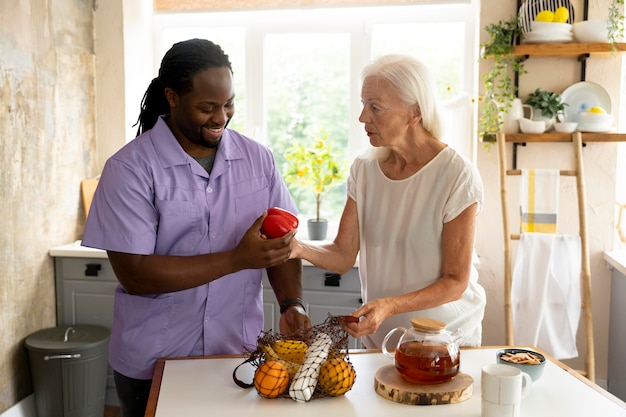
[479,16,526,145]
[608,0,625,52]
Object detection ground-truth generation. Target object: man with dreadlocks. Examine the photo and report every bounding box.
[82,39,311,417]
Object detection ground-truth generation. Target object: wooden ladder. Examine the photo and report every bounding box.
[496,131,595,382]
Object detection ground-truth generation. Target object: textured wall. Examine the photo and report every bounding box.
[0,0,96,412]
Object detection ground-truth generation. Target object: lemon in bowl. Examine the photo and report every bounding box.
[553,6,569,23]
[588,106,606,114]
[535,10,554,22]
[579,106,613,130]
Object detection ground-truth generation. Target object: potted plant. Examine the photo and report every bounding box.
[282,127,347,240]
[479,16,526,145]
[524,88,568,131]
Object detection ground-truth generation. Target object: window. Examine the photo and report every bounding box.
[153,3,477,229]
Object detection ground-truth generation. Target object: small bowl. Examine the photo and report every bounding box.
[519,118,546,134]
[573,20,609,43]
[496,348,546,382]
[579,112,614,129]
[531,21,572,33]
[554,122,578,133]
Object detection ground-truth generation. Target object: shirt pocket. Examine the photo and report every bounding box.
[112,291,173,372]
[155,199,204,255]
[233,182,270,238]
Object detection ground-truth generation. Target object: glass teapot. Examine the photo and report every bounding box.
[381,317,463,384]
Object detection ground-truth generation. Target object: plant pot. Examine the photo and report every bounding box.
[307,219,328,241]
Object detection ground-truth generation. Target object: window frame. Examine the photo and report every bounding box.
[152,2,479,163]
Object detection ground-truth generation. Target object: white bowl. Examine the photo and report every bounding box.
[531,21,572,33]
[519,118,546,134]
[573,20,609,43]
[579,111,613,128]
[554,122,578,133]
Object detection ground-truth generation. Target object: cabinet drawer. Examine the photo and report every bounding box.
[301,267,360,293]
[263,266,361,293]
[55,257,117,282]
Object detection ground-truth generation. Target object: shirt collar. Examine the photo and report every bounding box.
[150,116,244,170]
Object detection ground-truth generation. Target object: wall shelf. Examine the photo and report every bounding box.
[504,132,626,143]
[511,43,626,58]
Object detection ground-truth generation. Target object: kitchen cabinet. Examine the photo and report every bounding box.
[262,267,362,349]
[50,242,363,405]
[51,252,118,406]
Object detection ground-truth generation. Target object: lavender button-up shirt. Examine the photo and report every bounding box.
[82,117,297,379]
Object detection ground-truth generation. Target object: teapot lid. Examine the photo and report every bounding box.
[410,317,446,332]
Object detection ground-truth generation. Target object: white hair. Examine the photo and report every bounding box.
[362,54,443,141]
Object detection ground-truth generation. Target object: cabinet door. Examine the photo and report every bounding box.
[305,290,363,349]
[60,280,117,329]
[263,288,279,333]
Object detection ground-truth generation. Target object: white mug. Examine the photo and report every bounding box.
[482,364,532,417]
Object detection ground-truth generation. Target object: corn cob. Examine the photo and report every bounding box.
[289,332,333,402]
[272,340,308,364]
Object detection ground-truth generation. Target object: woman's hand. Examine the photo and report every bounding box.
[341,298,396,339]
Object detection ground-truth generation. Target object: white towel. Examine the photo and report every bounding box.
[520,169,559,233]
[511,233,581,359]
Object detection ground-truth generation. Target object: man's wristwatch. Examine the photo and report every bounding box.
[279,297,306,314]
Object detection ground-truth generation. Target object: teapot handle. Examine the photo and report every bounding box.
[381,327,406,359]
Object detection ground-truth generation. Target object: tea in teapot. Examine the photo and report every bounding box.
[382,318,462,384]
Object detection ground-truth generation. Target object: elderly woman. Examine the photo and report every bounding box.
[290,54,485,348]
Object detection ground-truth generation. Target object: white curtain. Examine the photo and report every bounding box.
[440,93,474,161]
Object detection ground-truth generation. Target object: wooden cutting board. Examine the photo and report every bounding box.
[81,178,99,220]
[374,364,473,405]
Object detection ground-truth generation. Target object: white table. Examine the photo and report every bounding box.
[145,348,626,417]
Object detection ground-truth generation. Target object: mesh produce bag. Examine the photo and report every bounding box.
[233,314,357,401]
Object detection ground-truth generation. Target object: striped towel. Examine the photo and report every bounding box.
[520,169,559,234]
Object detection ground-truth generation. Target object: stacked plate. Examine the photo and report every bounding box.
[522,20,574,44]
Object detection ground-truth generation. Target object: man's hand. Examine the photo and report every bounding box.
[279,305,311,333]
[233,213,296,270]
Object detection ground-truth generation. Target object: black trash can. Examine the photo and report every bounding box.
[25,325,110,417]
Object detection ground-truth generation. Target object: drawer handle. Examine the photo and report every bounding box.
[85,263,102,276]
[44,354,81,361]
[324,272,341,287]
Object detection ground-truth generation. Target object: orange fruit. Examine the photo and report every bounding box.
[318,358,356,396]
[253,360,290,398]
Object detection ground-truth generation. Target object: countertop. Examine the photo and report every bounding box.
[49,241,477,269]
[49,240,336,267]
[604,250,626,277]
[49,240,108,258]
[146,348,626,417]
